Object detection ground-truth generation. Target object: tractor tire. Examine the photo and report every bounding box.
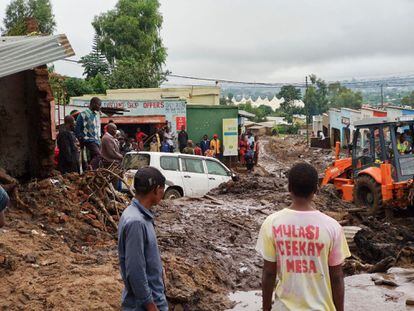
[353,175,383,214]
[164,188,182,200]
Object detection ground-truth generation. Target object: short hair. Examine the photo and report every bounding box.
[288,162,318,198]
[134,167,166,195]
[90,96,100,104]
[64,115,74,124]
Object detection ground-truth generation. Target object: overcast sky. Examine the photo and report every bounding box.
[1,0,414,83]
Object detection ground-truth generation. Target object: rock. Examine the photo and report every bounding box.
[24,253,37,264]
[406,298,414,305]
[30,230,40,236]
[371,276,398,287]
[59,213,69,223]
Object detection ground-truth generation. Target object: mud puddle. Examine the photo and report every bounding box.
[227,268,414,311]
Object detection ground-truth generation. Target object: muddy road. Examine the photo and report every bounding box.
[1,135,413,310]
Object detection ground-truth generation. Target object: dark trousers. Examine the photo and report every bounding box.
[84,141,101,170]
[58,160,79,174]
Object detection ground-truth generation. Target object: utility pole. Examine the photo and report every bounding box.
[380,83,384,107]
[305,76,309,144]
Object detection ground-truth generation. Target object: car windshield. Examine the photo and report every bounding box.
[122,153,150,170]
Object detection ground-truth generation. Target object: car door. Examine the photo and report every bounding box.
[205,159,231,190]
[180,157,209,197]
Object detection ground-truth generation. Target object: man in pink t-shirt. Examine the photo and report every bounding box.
[256,162,351,311]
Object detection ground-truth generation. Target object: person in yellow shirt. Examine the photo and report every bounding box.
[210,134,221,158]
[256,163,350,311]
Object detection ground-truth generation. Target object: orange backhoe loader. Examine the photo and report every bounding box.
[322,117,414,213]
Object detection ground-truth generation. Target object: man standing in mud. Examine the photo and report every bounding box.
[256,162,350,311]
[57,115,79,174]
[118,167,168,311]
[75,97,102,170]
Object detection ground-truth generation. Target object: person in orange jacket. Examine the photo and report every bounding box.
[210,134,221,158]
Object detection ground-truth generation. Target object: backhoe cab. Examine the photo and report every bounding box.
[322,117,414,212]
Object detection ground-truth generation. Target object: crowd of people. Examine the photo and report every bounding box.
[239,131,260,173]
[55,97,263,178]
[55,97,232,175]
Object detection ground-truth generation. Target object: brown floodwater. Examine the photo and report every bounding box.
[228,268,414,311]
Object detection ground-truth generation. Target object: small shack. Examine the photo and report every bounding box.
[0,35,74,178]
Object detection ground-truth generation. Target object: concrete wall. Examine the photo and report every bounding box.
[386,107,403,121]
[0,69,54,179]
[329,109,342,145]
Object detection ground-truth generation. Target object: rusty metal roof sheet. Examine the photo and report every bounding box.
[0,34,75,78]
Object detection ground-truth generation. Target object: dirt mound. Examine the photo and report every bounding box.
[15,171,128,247]
[266,135,332,172]
[164,255,234,310]
[354,217,414,264]
[211,175,285,196]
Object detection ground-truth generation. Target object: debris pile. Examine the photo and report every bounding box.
[15,168,130,244]
[266,135,333,171]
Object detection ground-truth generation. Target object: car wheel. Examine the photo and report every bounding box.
[164,188,182,200]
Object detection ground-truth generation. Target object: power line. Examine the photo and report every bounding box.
[60,58,414,88]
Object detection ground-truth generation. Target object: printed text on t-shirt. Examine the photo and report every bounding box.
[272,224,325,274]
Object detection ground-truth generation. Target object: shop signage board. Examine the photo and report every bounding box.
[222,118,238,156]
[71,99,186,139]
[175,116,187,130]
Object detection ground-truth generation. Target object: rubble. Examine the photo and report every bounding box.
[1,135,413,310]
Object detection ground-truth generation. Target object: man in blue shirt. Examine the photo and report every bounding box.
[75,97,102,170]
[118,167,168,311]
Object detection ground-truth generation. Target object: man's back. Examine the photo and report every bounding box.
[101,132,122,163]
[256,208,350,311]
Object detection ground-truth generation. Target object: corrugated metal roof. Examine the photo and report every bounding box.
[238,110,256,118]
[0,34,75,78]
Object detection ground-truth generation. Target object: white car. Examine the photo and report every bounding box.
[121,151,236,199]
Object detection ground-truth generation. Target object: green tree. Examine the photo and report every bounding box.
[87,73,108,94]
[93,0,167,88]
[108,58,167,89]
[2,0,55,35]
[64,77,94,99]
[237,101,271,122]
[278,85,302,111]
[80,35,110,79]
[257,104,273,116]
[277,85,302,121]
[328,82,363,109]
[401,91,414,107]
[304,74,328,121]
[227,92,234,102]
